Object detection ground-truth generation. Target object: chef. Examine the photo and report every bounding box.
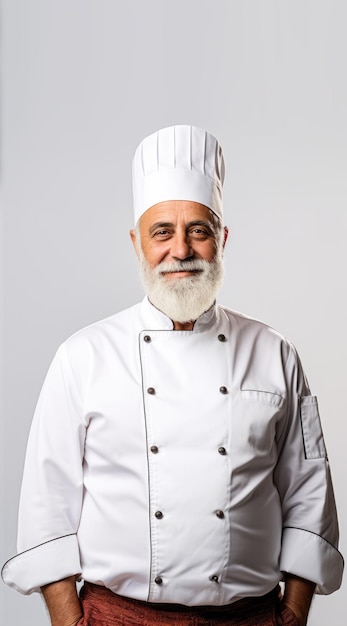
[2,125,343,626]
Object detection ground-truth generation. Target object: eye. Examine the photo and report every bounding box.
[189,227,210,238]
[153,229,171,238]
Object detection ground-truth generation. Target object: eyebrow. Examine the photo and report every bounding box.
[148,220,214,235]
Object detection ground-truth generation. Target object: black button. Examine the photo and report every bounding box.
[219,386,228,394]
[150,445,159,454]
[218,446,227,455]
[144,335,151,342]
[155,576,163,585]
[155,511,163,519]
[216,510,225,519]
[147,387,155,395]
[218,334,226,342]
[209,575,219,583]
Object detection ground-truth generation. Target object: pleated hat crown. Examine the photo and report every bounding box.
[132,125,225,224]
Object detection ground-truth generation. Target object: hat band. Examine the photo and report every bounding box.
[133,168,223,223]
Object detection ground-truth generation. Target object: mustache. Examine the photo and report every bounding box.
[156,259,209,275]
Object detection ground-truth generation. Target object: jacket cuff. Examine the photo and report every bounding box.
[280,527,344,594]
[1,534,81,595]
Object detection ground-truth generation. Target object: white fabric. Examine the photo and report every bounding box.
[1,298,343,602]
[132,125,225,223]
[1,535,80,596]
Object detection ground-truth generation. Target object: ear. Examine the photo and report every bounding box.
[223,226,229,248]
[129,229,139,258]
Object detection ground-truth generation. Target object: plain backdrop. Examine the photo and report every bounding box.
[1,1,346,624]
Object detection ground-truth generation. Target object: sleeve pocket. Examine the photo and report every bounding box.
[299,395,327,459]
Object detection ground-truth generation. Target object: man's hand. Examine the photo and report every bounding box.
[282,573,315,626]
[41,576,83,626]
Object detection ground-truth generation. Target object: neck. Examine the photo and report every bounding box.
[173,320,195,331]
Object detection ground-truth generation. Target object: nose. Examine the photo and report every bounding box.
[170,232,194,261]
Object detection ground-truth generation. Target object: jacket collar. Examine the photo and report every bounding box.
[140,297,218,333]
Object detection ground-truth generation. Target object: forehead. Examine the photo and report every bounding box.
[139,200,213,230]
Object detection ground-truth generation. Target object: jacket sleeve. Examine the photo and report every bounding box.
[274,343,344,594]
[1,343,86,594]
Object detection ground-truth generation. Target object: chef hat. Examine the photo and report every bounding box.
[132,125,225,224]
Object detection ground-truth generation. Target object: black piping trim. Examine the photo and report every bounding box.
[297,397,309,460]
[138,330,154,602]
[298,396,327,460]
[240,389,285,400]
[282,527,344,563]
[1,533,77,577]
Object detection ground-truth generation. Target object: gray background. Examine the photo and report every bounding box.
[1,1,346,624]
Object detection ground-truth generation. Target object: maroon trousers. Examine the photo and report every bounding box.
[78,582,299,625]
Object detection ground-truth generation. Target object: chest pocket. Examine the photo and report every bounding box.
[299,395,327,459]
[240,389,285,408]
[231,389,285,459]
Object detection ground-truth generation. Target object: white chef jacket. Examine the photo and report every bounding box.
[2,298,343,605]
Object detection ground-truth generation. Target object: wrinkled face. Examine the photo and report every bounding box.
[131,200,225,269]
[130,200,228,323]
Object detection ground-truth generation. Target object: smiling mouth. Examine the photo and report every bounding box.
[161,269,203,277]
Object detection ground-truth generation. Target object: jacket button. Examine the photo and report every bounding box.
[144,335,151,342]
[209,575,219,583]
[219,386,228,394]
[150,445,159,454]
[216,510,225,519]
[155,576,163,585]
[218,334,226,342]
[155,511,163,519]
[218,446,227,455]
[147,387,155,395]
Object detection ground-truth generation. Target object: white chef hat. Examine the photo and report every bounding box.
[132,125,225,224]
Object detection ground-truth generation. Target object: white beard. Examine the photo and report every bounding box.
[138,249,224,324]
